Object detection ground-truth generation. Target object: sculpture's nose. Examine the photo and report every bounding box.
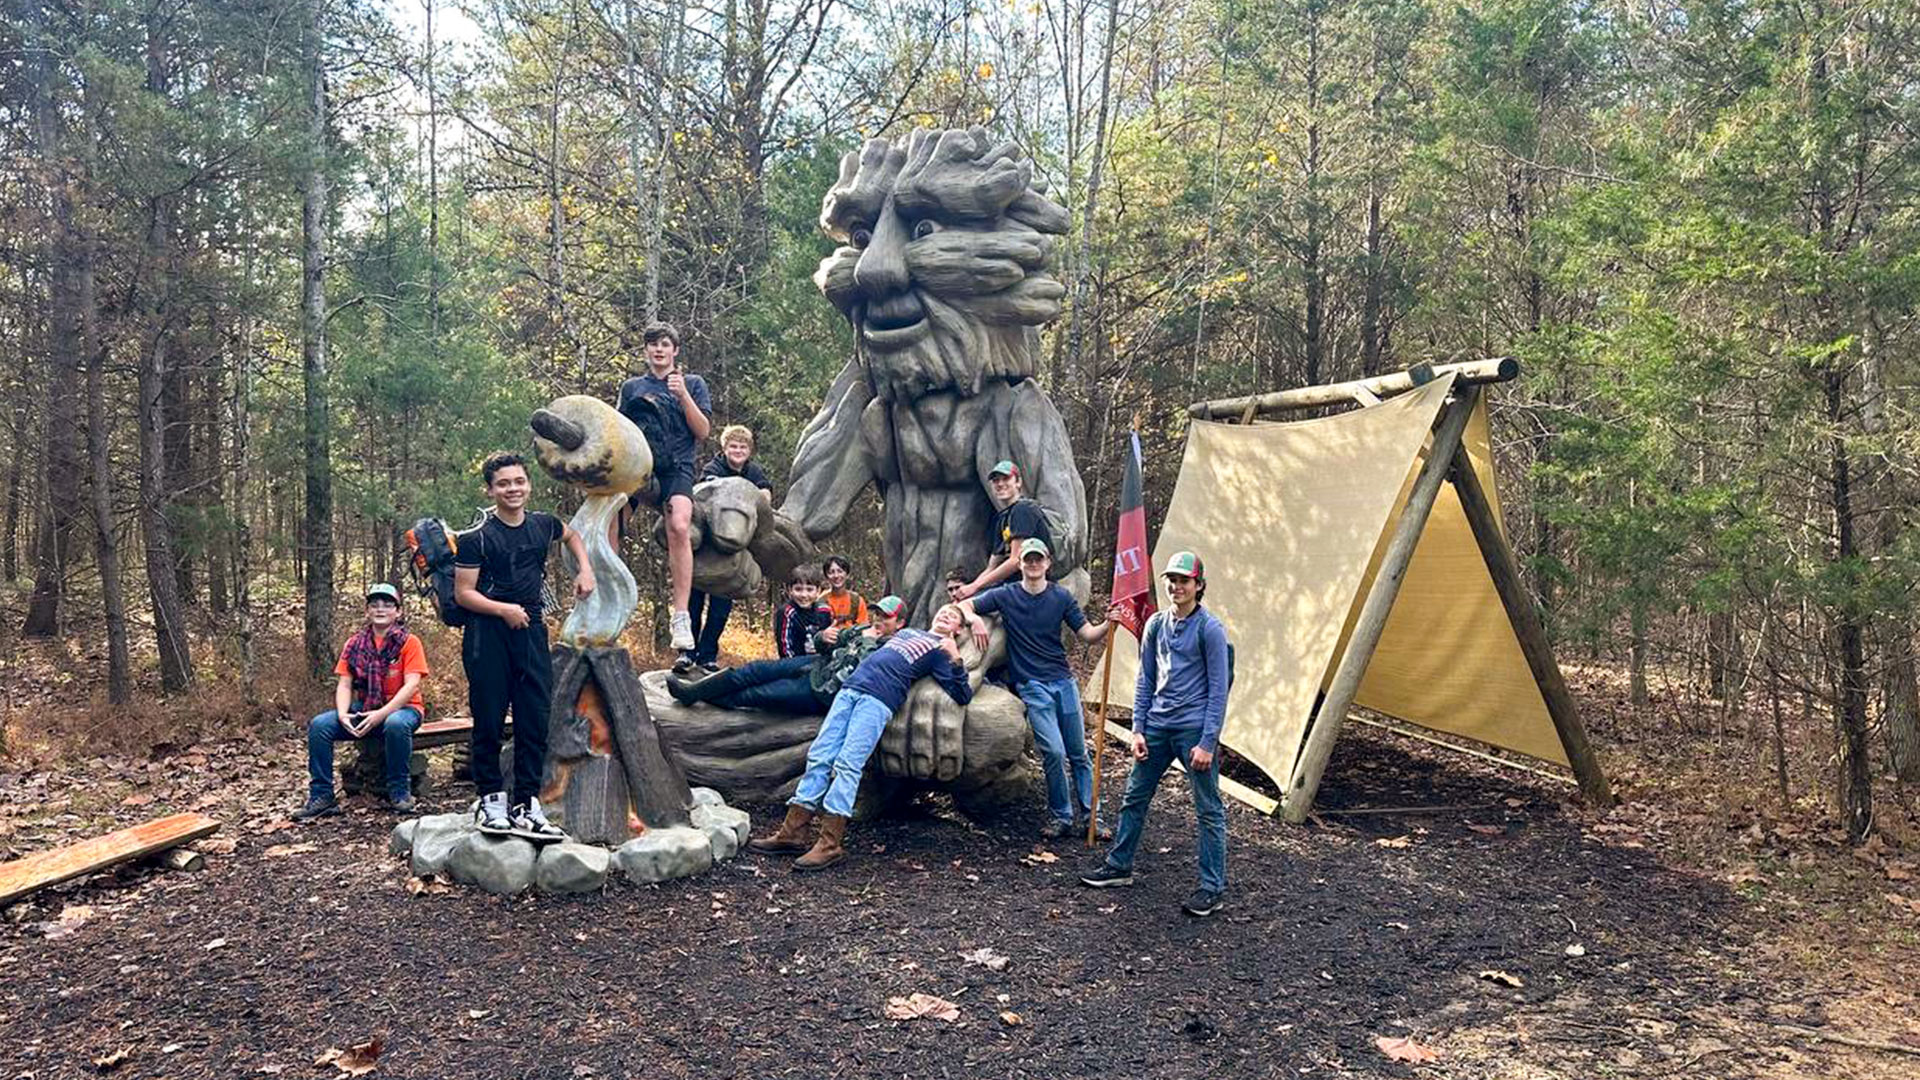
[853,206,910,296]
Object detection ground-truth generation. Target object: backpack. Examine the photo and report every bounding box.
[404,511,488,627]
[1004,497,1078,569]
[620,389,682,484]
[1143,610,1235,694]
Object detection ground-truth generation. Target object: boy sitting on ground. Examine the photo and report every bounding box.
[746,602,973,870]
[666,595,904,716]
[293,584,430,820]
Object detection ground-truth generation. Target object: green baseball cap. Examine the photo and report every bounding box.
[1018,537,1050,559]
[988,459,1020,480]
[1161,551,1204,580]
[365,583,402,604]
[873,595,906,619]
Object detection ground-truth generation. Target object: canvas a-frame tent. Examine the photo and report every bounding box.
[1085,360,1610,822]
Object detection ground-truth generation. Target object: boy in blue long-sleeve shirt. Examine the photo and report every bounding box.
[1081,551,1232,917]
[748,598,974,871]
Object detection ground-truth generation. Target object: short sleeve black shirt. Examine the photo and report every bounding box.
[990,499,1052,560]
[454,511,565,615]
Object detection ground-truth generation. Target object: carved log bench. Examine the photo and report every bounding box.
[341,717,513,797]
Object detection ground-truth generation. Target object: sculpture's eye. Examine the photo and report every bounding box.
[850,224,873,248]
[912,219,941,240]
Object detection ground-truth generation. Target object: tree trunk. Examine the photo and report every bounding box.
[1300,7,1325,388]
[139,21,193,693]
[301,1,335,679]
[1628,597,1650,707]
[82,237,131,705]
[1826,368,1872,842]
[21,1,85,638]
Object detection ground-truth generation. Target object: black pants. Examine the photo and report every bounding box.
[462,615,552,805]
[685,589,733,665]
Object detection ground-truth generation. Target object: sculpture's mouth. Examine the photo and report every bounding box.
[858,291,929,351]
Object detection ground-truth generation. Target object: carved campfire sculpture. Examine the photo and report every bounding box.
[528,397,695,845]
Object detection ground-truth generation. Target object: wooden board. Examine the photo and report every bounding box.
[1101,721,1280,816]
[0,813,221,906]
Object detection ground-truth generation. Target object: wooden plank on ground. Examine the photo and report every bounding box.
[1101,721,1279,816]
[416,718,474,737]
[0,813,221,906]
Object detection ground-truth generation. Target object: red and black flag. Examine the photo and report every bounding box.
[1110,430,1155,639]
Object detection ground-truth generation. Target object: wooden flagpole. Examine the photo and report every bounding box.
[1087,630,1118,848]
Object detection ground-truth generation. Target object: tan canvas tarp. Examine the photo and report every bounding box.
[1086,375,1567,800]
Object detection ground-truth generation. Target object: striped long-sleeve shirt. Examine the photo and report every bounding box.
[840,630,973,713]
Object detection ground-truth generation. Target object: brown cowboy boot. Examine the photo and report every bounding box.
[747,804,815,855]
[793,813,848,872]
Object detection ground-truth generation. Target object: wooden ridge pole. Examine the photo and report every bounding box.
[1191,358,1517,421]
[1087,631,1118,847]
[1447,441,1613,807]
[1282,384,1481,822]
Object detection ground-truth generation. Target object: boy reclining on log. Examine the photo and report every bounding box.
[293,583,430,820]
[746,601,973,870]
[664,591,904,715]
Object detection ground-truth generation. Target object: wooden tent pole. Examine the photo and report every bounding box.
[1191,358,1516,421]
[1281,384,1481,823]
[1086,630,1118,848]
[1447,441,1614,807]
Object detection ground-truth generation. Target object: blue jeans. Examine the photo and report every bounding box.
[1105,725,1227,894]
[790,689,894,817]
[686,590,733,665]
[1018,677,1094,825]
[307,705,423,801]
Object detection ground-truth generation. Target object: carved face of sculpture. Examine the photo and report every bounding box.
[815,127,1072,403]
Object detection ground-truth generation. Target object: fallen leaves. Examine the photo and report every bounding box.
[41,903,95,940]
[193,837,238,856]
[405,876,451,897]
[1376,1035,1441,1063]
[1886,893,1920,916]
[1564,943,1587,957]
[884,993,959,1022]
[263,842,318,858]
[1375,836,1412,849]
[92,1047,131,1070]
[959,947,1010,971]
[999,1011,1023,1026]
[1020,850,1058,865]
[315,1039,382,1076]
[1477,969,1524,989]
[1465,824,1504,836]
[204,937,227,951]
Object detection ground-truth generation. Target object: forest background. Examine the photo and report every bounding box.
[0,0,1917,861]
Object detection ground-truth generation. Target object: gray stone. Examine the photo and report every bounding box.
[689,786,726,809]
[534,842,611,895]
[691,802,751,847]
[408,813,477,877]
[614,827,714,884]
[700,820,739,861]
[388,817,420,857]
[445,833,539,896]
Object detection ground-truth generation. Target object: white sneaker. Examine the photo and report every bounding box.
[670,610,695,651]
[474,791,511,835]
[509,797,568,843]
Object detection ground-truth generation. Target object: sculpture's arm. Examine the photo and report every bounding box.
[778,358,877,539]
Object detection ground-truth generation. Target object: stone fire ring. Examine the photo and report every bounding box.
[389,788,751,896]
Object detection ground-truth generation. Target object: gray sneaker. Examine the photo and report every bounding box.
[509,797,568,843]
[474,792,512,835]
[292,794,340,822]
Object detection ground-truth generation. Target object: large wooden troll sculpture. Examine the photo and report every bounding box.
[688,126,1089,622]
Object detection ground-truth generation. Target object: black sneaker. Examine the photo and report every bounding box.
[1182,889,1224,917]
[387,793,418,814]
[671,656,698,676]
[700,661,722,675]
[1039,819,1071,840]
[292,794,340,822]
[1079,862,1134,888]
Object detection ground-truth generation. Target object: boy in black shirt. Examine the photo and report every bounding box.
[615,322,711,653]
[454,451,594,839]
[775,563,833,659]
[956,459,1053,599]
[680,424,772,672]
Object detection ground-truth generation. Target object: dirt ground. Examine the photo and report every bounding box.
[4,715,1916,1080]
